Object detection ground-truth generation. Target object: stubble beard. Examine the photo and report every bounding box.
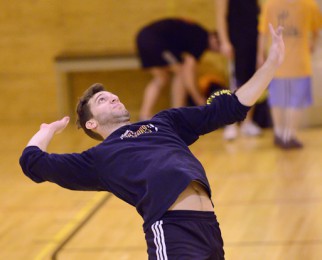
[100,108,130,127]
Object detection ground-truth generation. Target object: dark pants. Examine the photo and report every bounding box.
[145,210,225,260]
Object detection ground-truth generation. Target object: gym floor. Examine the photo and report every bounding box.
[2,121,322,259]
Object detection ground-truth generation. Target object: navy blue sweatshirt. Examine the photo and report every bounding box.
[19,92,249,232]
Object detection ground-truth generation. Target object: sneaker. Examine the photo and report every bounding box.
[274,135,284,147]
[274,135,303,150]
[288,138,303,149]
[223,124,238,141]
[240,121,262,136]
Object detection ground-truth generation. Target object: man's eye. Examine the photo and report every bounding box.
[98,97,105,103]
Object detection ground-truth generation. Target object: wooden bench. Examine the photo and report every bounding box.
[55,52,140,117]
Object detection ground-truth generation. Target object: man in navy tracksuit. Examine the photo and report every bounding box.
[19,25,284,259]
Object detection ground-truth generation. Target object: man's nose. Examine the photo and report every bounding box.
[111,96,119,103]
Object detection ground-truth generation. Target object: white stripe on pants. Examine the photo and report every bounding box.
[151,220,168,260]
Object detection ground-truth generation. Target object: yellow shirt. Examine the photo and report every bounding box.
[259,0,322,77]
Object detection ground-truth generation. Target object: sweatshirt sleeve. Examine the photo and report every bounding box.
[153,90,250,145]
[19,146,103,191]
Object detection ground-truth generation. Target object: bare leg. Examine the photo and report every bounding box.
[240,106,262,136]
[244,107,255,124]
[139,68,170,120]
[273,106,304,148]
[170,65,187,108]
[181,54,205,105]
[271,106,285,138]
[285,108,302,140]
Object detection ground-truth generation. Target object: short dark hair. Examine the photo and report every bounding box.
[76,83,105,141]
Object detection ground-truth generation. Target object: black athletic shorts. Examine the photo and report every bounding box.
[136,29,181,68]
[145,210,225,259]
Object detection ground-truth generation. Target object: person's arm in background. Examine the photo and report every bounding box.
[236,24,284,106]
[26,116,70,151]
[164,50,205,106]
[215,0,234,59]
[309,0,322,52]
[180,54,206,105]
[310,30,319,53]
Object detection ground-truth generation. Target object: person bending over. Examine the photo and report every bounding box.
[136,18,220,120]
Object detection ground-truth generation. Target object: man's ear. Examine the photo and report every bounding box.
[85,119,98,130]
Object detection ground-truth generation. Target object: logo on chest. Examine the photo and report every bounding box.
[120,124,158,139]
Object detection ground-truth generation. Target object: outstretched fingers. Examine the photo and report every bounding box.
[269,23,283,39]
[267,23,285,66]
[40,116,70,134]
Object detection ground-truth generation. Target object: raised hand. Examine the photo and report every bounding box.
[40,116,70,135]
[235,24,285,106]
[27,116,70,151]
[267,24,285,67]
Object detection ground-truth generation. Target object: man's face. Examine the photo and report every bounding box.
[87,91,130,127]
